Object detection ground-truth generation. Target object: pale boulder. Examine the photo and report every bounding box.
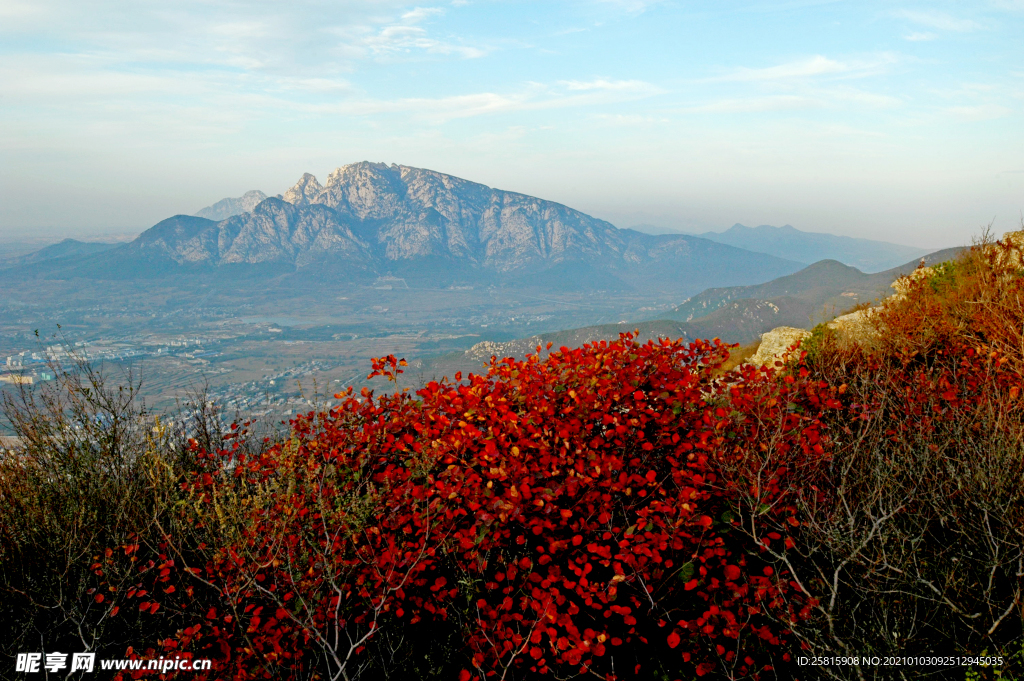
[826,307,880,346]
[892,263,934,297]
[748,327,811,367]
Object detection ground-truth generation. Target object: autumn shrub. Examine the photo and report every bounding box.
[874,230,1024,374]
[0,361,176,661]
[770,233,1024,678]
[0,360,273,674]
[85,335,842,681]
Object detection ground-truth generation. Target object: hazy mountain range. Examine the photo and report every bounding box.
[4,162,804,296]
[658,246,959,339]
[195,190,269,221]
[696,224,931,272]
[197,189,932,275]
[0,238,118,267]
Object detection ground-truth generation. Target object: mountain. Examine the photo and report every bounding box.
[195,190,269,221]
[664,247,960,330]
[15,162,804,294]
[698,224,932,273]
[1,238,117,268]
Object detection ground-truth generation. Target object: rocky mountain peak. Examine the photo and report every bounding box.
[282,173,323,207]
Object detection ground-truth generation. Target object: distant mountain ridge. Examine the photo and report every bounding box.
[13,162,805,295]
[656,247,960,338]
[0,238,117,268]
[698,223,931,273]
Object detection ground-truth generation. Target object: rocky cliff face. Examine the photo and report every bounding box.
[280,162,625,271]
[134,200,370,268]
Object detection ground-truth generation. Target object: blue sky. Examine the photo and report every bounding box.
[1,0,1021,247]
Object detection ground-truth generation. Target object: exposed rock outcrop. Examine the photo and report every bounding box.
[826,307,880,346]
[892,263,935,296]
[748,327,811,367]
[282,173,323,207]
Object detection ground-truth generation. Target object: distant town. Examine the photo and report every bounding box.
[3,336,214,385]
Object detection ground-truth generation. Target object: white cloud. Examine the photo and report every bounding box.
[592,0,665,14]
[591,114,670,125]
[895,9,981,32]
[558,78,660,92]
[278,77,354,93]
[680,95,819,114]
[826,87,903,108]
[315,79,664,123]
[808,123,886,138]
[363,24,487,58]
[357,5,486,58]
[904,31,937,41]
[677,87,901,115]
[706,54,896,83]
[947,103,1012,121]
[0,0,481,77]
[401,6,445,22]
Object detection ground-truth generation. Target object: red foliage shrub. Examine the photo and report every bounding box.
[121,334,841,680]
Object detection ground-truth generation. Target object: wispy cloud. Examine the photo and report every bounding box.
[402,6,446,22]
[591,113,670,125]
[826,86,903,108]
[558,79,657,92]
[677,86,902,115]
[895,9,981,32]
[318,79,664,123]
[679,95,819,114]
[358,5,487,58]
[705,54,897,83]
[947,103,1012,121]
[592,0,666,14]
[363,26,487,58]
[0,1,484,78]
[904,31,937,41]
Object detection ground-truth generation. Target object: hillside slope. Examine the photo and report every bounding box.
[663,247,961,328]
